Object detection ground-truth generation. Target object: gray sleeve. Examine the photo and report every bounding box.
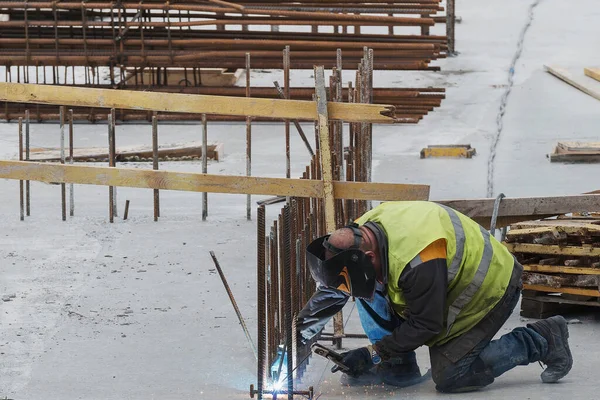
[374,258,447,359]
[296,286,350,343]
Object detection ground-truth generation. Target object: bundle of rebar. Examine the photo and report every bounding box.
[0,1,448,70]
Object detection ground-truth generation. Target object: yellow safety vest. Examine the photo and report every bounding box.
[356,201,514,346]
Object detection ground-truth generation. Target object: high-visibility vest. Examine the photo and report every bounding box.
[355,201,514,346]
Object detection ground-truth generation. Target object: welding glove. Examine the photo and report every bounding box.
[331,347,373,377]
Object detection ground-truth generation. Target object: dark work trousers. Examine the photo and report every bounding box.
[356,261,549,393]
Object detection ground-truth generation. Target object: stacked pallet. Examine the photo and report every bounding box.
[504,216,600,318]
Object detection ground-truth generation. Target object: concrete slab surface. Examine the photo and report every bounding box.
[1,0,600,399]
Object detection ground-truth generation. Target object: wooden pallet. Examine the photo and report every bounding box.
[505,217,600,317]
[126,68,244,87]
[549,141,600,163]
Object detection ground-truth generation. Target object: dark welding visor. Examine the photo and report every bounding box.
[306,235,376,299]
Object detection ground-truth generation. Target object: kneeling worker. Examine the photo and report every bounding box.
[296,201,572,392]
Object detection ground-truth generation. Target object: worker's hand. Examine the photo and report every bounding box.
[331,347,373,377]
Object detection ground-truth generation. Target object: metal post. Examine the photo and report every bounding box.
[246,53,252,221]
[152,115,159,221]
[25,109,30,216]
[18,118,24,221]
[68,109,74,216]
[108,112,114,223]
[447,0,456,55]
[111,108,117,217]
[123,199,130,220]
[284,46,291,179]
[257,205,267,400]
[60,106,66,221]
[202,113,208,221]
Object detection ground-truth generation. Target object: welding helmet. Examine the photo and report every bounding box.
[306,223,376,299]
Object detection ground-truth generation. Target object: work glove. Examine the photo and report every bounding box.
[331,347,373,377]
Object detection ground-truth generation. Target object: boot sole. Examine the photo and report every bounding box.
[541,316,573,383]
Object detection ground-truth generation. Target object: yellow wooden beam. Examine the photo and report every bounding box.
[524,264,600,275]
[0,82,396,123]
[504,242,600,257]
[584,67,600,83]
[523,284,600,297]
[0,160,430,201]
[420,145,476,159]
[314,66,337,233]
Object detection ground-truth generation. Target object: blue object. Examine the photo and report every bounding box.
[270,345,288,383]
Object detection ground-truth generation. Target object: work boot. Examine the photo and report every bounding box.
[340,355,430,388]
[528,315,573,383]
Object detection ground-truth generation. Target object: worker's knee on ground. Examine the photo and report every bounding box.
[433,357,494,393]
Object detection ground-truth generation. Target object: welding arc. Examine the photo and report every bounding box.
[209,250,258,360]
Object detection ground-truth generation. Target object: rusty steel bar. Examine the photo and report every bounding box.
[284,46,291,180]
[25,109,30,217]
[246,53,252,221]
[257,205,267,400]
[152,114,159,222]
[60,106,66,221]
[202,113,208,221]
[68,108,74,216]
[123,199,130,220]
[18,117,24,221]
[110,108,118,217]
[107,112,114,223]
[209,250,259,360]
[273,81,314,157]
[282,203,293,399]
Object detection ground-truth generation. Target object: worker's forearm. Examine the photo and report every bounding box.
[296,286,349,342]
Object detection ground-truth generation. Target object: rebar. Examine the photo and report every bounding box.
[152,115,159,221]
[108,112,114,223]
[246,53,252,221]
[202,113,208,221]
[25,109,30,216]
[68,109,74,216]
[209,250,258,360]
[60,106,66,221]
[257,205,267,400]
[18,117,24,221]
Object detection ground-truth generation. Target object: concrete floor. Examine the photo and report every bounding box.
[1,0,600,399]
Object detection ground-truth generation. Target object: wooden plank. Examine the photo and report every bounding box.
[314,66,336,233]
[584,67,600,83]
[29,143,222,162]
[523,271,599,288]
[0,82,395,123]
[437,194,600,229]
[524,265,600,275]
[420,147,475,159]
[505,242,600,257]
[0,160,430,201]
[511,219,600,229]
[523,284,600,297]
[523,294,600,308]
[420,145,476,159]
[545,65,600,102]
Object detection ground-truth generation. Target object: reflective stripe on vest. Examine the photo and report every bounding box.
[439,206,494,334]
[437,205,465,282]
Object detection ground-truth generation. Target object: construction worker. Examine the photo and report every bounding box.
[295,201,573,392]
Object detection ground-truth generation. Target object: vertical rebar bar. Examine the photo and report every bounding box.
[152,114,159,222]
[108,112,114,223]
[68,109,74,216]
[18,117,24,221]
[447,0,456,55]
[25,109,30,216]
[257,205,267,400]
[111,108,117,217]
[246,53,252,221]
[202,113,208,221]
[283,204,293,399]
[284,46,291,179]
[123,199,130,220]
[60,106,66,221]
